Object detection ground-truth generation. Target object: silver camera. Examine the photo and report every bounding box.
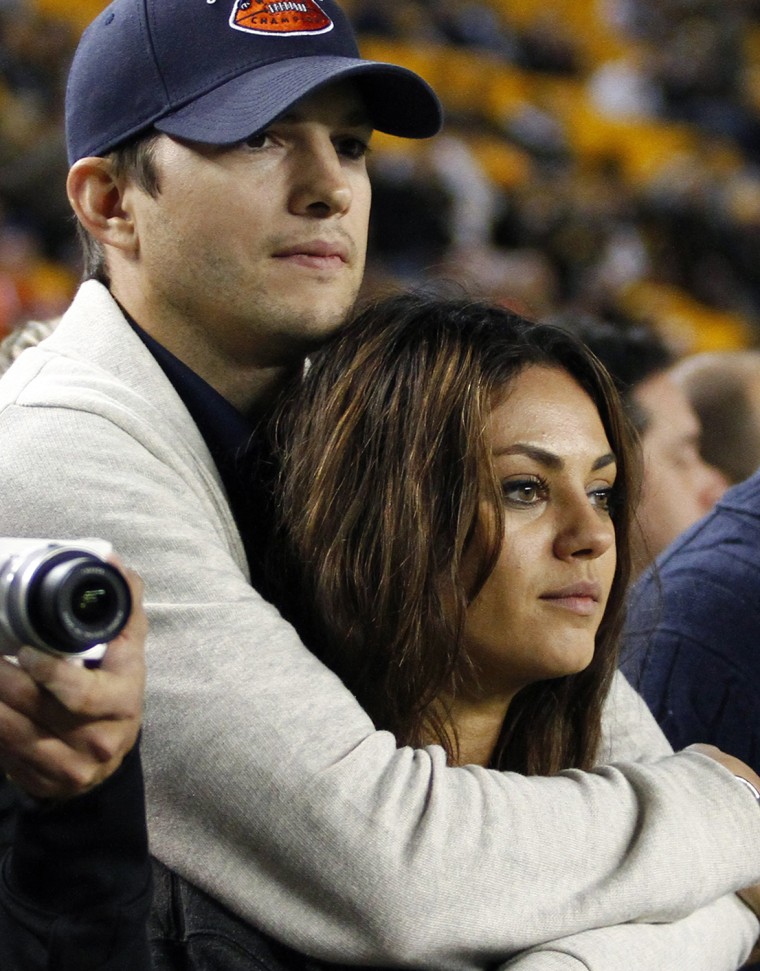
[0,538,132,663]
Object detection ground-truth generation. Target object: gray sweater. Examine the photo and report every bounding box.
[0,281,758,969]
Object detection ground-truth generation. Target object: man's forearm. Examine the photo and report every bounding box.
[497,894,759,971]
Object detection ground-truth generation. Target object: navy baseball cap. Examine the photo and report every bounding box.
[65,0,444,164]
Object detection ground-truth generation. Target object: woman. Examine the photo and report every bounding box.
[265,292,635,775]
[231,294,754,971]
[153,293,658,969]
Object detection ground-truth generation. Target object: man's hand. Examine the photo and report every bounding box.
[689,742,760,795]
[0,566,146,800]
[689,743,760,962]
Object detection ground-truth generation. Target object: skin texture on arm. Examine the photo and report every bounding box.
[2,292,760,968]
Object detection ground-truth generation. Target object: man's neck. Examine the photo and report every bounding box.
[111,287,302,414]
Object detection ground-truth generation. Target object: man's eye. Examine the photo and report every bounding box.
[336,136,370,160]
[243,131,270,149]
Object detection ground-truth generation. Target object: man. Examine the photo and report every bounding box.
[1,1,760,968]
[671,349,760,485]
[551,313,727,573]
[625,442,760,776]
[632,361,728,565]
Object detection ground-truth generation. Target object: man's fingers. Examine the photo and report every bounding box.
[14,646,142,724]
[97,566,147,677]
[0,655,44,717]
[0,700,98,798]
[0,687,138,798]
[2,731,117,800]
[12,566,146,719]
[0,564,147,800]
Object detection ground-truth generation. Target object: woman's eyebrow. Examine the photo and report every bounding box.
[493,443,617,472]
[592,452,617,471]
[493,443,563,468]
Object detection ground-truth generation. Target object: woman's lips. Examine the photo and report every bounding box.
[539,581,602,616]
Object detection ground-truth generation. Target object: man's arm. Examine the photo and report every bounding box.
[0,568,153,971]
[497,894,759,971]
[4,392,760,968]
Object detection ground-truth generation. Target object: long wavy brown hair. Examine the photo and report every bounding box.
[264,293,640,775]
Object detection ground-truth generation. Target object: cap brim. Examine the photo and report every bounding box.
[154,55,443,144]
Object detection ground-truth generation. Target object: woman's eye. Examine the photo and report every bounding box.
[589,487,614,512]
[502,478,546,506]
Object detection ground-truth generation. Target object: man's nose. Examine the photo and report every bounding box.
[289,136,352,217]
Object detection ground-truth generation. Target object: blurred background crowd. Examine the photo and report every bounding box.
[5,0,760,359]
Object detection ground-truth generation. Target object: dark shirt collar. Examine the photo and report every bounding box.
[121,309,265,579]
[125,315,253,459]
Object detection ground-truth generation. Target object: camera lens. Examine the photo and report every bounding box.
[71,579,115,625]
[27,553,131,653]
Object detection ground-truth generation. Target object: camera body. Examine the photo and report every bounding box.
[0,538,132,662]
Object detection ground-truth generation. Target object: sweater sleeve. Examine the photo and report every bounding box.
[598,670,673,764]
[496,894,759,971]
[3,344,760,969]
[0,743,152,971]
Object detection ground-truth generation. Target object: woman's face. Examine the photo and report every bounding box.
[462,364,618,700]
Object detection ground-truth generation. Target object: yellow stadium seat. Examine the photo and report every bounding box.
[619,281,754,354]
[34,0,109,31]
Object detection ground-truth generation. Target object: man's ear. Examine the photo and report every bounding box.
[66,157,138,253]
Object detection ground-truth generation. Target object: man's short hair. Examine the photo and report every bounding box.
[77,131,161,284]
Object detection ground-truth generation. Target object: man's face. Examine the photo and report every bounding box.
[634,370,727,568]
[115,80,373,398]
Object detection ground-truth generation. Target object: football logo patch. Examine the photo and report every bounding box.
[230,0,333,36]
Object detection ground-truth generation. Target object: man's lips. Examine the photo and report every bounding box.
[273,241,350,266]
[539,581,602,616]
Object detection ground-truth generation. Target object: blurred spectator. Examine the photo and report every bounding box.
[671,349,760,485]
[0,3,78,332]
[0,223,74,337]
[550,313,728,573]
[588,47,664,120]
[366,151,452,283]
[516,12,580,75]
[0,314,58,374]
[8,0,760,350]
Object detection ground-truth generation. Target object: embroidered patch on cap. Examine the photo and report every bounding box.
[230,0,333,36]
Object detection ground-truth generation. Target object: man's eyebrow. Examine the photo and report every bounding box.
[345,108,373,128]
[493,443,617,471]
